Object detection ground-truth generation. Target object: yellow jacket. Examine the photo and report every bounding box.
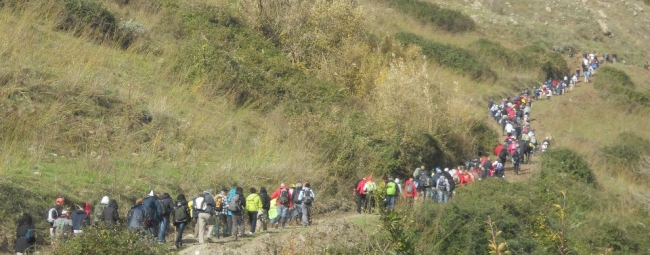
[245,193,262,213]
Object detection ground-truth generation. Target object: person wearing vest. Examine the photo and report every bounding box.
[385,178,398,210]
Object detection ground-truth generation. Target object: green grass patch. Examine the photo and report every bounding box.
[594,66,650,107]
[395,32,497,81]
[385,0,476,33]
[540,147,595,185]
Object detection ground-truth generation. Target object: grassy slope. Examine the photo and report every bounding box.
[1,0,650,252]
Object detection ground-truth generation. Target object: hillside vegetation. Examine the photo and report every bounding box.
[1,0,650,253]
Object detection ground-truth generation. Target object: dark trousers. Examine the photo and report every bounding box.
[355,194,366,213]
[173,222,186,246]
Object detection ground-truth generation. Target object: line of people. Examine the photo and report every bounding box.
[16,182,316,253]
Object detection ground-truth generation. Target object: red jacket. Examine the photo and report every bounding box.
[356,180,367,195]
[404,180,417,198]
[270,187,293,207]
[494,144,504,157]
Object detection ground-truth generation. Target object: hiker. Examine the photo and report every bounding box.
[190,192,202,238]
[245,187,262,234]
[363,177,377,213]
[512,145,522,175]
[385,178,398,210]
[127,198,146,234]
[354,177,367,214]
[226,186,236,237]
[298,182,315,227]
[291,182,303,225]
[15,213,35,255]
[52,209,72,241]
[413,166,423,196]
[101,199,119,227]
[436,174,451,204]
[494,160,505,177]
[403,177,417,205]
[229,187,246,240]
[93,196,109,226]
[542,138,551,152]
[441,169,456,198]
[420,168,432,201]
[157,192,174,243]
[270,183,292,229]
[214,188,229,238]
[47,196,65,238]
[258,187,271,232]
[196,189,216,244]
[172,194,190,249]
[71,204,90,235]
[142,190,162,243]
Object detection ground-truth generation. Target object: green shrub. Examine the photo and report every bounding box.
[387,0,476,33]
[594,66,650,107]
[540,147,595,185]
[56,0,117,41]
[395,33,497,81]
[595,66,635,89]
[50,226,166,255]
[600,132,650,171]
[470,38,522,67]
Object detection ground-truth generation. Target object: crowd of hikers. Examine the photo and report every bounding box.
[351,52,607,213]
[14,182,316,254]
[14,53,608,254]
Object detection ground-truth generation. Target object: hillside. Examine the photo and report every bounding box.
[1,0,650,254]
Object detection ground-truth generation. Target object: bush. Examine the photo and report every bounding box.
[540,147,595,185]
[50,226,166,255]
[600,132,650,173]
[395,33,497,81]
[56,0,117,41]
[387,0,476,33]
[594,66,650,107]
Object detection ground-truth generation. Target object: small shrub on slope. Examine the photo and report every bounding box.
[540,147,595,185]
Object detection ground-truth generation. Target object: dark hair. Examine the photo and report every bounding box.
[221,187,228,193]
[236,187,243,193]
[304,182,310,188]
[249,187,257,194]
[176,194,187,202]
[260,187,267,193]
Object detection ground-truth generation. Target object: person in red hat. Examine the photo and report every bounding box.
[47,196,65,238]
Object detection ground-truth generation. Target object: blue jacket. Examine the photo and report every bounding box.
[70,210,89,231]
[143,196,162,222]
[127,204,146,230]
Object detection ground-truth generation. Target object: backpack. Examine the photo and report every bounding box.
[278,189,290,205]
[158,198,170,216]
[499,148,508,158]
[173,205,189,223]
[293,187,303,204]
[215,196,223,211]
[413,168,421,178]
[405,183,414,193]
[193,195,206,211]
[437,176,448,192]
[303,190,314,205]
[47,208,58,223]
[227,193,242,212]
[25,229,34,240]
[421,174,431,187]
[54,220,72,240]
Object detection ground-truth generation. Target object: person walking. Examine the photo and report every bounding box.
[172,194,190,249]
[157,192,174,243]
[15,213,35,255]
[298,183,315,227]
[196,189,216,244]
[127,198,146,235]
[245,187,262,234]
[47,196,65,238]
[214,188,229,238]
[101,199,119,227]
[142,190,162,244]
[93,196,109,226]
[229,187,246,240]
[52,209,73,242]
[385,178,398,210]
[270,183,292,229]
[71,204,90,236]
[258,187,271,232]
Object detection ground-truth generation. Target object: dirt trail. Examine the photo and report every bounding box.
[178,212,371,255]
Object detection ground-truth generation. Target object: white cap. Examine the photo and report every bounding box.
[394,178,400,184]
[148,190,154,197]
[101,196,109,205]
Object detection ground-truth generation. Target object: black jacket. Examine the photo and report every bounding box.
[259,191,271,211]
[158,193,174,217]
[102,199,120,225]
[71,210,90,231]
[15,223,35,252]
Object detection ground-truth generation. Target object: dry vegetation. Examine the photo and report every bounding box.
[1,0,650,253]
